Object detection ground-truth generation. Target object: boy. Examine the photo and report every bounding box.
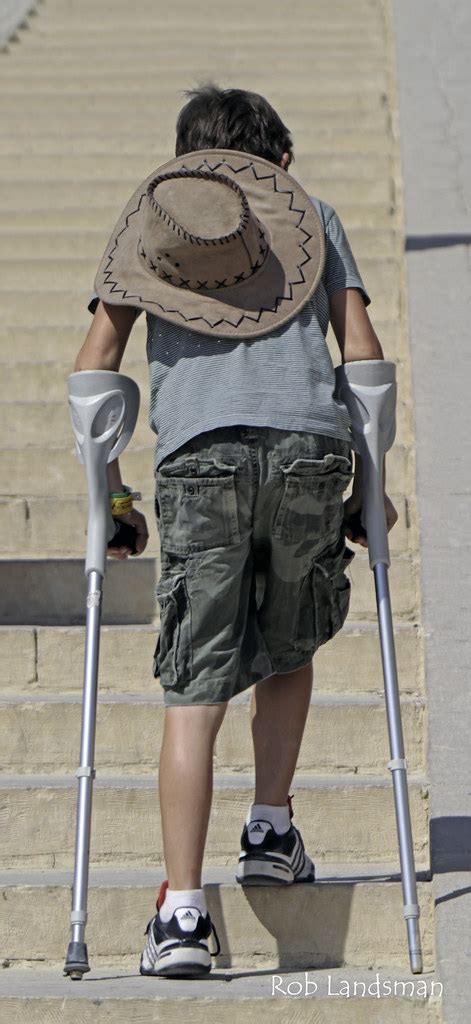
[77,84,398,978]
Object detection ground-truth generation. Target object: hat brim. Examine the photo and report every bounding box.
[94,149,325,339]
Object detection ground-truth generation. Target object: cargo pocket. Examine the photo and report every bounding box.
[293,538,355,654]
[156,456,240,554]
[273,453,353,549]
[312,540,356,649]
[153,572,192,688]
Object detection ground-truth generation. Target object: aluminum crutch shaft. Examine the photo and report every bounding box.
[65,570,102,977]
[335,358,423,975]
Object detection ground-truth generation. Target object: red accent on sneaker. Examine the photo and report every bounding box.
[156,879,169,912]
[287,793,294,820]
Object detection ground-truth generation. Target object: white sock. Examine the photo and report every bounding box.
[246,802,291,835]
[159,887,207,922]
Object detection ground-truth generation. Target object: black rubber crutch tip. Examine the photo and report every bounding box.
[63,941,90,979]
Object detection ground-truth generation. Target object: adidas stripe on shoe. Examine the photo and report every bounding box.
[139,881,221,978]
[235,796,315,885]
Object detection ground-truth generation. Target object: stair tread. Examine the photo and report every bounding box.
[0,965,440,1001]
[0,863,432,887]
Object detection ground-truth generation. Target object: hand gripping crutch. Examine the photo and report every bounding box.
[334,359,423,975]
[63,370,140,980]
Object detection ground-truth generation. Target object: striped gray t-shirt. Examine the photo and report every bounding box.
[88,196,370,470]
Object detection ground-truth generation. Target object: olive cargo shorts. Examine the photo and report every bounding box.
[153,425,355,706]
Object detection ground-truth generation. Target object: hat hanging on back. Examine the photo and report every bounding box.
[94,148,325,339]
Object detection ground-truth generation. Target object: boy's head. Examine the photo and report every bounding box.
[175,83,294,169]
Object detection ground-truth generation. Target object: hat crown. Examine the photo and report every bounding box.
[138,169,269,293]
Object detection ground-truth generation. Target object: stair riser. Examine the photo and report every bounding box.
[0,132,395,157]
[0,177,393,210]
[0,623,425,697]
[0,445,415,499]
[0,204,400,234]
[0,495,415,557]
[0,997,443,1023]
[1,881,435,970]
[0,321,408,360]
[1,783,429,867]
[0,227,401,261]
[0,322,410,401]
[0,94,390,117]
[0,554,421,624]
[0,700,425,775]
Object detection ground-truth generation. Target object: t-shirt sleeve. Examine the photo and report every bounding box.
[87,291,144,319]
[323,210,371,307]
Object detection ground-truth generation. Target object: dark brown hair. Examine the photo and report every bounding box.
[175,83,294,167]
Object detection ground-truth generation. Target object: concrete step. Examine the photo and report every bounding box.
[0,82,390,106]
[5,34,388,52]
[0,774,430,868]
[0,621,425,698]
[1,78,389,101]
[0,129,395,156]
[0,404,156,447]
[0,492,415,558]
[0,95,389,120]
[0,865,436,975]
[0,443,415,502]
[0,323,147,360]
[0,383,412,441]
[0,350,407,409]
[0,201,399,235]
[0,111,392,139]
[0,176,393,210]
[0,864,434,974]
[0,550,420,626]
[8,382,406,445]
[0,692,426,776]
[0,339,411,403]
[0,151,393,181]
[0,256,400,305]
[0,319,408,362]
[0,966,444,1023]
[0,226,402,262]
[0,558,157,625]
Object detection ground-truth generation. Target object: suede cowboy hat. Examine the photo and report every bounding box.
[94,148,325,339]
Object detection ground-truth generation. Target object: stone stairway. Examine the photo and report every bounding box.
[0,0,443,1019]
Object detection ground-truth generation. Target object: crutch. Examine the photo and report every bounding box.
[63,370,140,980]
[334,358,423,975]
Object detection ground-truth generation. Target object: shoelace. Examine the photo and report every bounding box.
[287,793,294,820]
[209,922,221,957]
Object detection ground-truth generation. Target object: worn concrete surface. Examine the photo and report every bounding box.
[393,1,471,1021]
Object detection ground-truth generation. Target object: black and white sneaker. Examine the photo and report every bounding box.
[139,880,221,978]
[235,794,316,885]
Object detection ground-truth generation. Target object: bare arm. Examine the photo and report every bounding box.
[329,287,398,543]
[74,300,148,556]
[329,286,384,364]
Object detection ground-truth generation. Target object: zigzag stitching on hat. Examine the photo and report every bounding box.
[102,256,308,328]
[99,268,295,328]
